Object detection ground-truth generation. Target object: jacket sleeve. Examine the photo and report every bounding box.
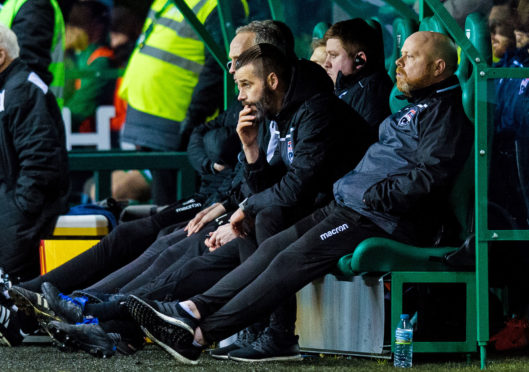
[363,100,472,214]
[187,102,239,174]
[11,87,67,215]
[243,104,332,216]
[11,0,55,85]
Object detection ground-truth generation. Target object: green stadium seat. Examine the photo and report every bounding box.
[388,18,417,113]
[458,12,492,122]
[336,151,476,353]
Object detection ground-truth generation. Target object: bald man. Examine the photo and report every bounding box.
[124,31,474,365]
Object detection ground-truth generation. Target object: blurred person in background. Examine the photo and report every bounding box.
[64,0,114,133]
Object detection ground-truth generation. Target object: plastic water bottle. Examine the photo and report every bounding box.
[394,314,413,368]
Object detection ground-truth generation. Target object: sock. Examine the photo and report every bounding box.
[85,300,127,321]
[178,302,198,319]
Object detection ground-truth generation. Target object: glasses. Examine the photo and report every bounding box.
[226,60,233,70]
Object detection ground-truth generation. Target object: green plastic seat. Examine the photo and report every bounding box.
[458,12,492,122]
[312,21,330,40]
[387,18,417,114]
[336,148,475,353]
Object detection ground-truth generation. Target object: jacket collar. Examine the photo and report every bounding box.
[400,75,461,103]
[334,65,379,91]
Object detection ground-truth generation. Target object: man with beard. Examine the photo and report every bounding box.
[123,31,473,365]
[39,42,371,360]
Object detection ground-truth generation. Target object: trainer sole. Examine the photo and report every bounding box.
[48,322,115,358]
[127,295,195,335]
[0,332,12,347]
[9,289,60,322]
[228,354,304,363]
[142,326,198,365]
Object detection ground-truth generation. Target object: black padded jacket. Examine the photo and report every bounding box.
[241,59,374,217]
[0,59,69,276]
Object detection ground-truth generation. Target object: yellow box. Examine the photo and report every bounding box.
[39,239,101,275]
[39,214,110,274]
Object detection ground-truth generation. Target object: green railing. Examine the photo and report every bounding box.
[417,0,529,368]
[68,151,196,201]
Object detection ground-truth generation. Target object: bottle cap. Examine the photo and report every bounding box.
[400,314,410,320]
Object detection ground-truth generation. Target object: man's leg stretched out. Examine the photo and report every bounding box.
[126,202,396,363]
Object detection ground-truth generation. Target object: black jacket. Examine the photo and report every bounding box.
[242,59,373,217]
[334,76,473,245]
[187,101,242,204]
[10,0,55,85]
[0,59,70,277]
[335,67,393,130]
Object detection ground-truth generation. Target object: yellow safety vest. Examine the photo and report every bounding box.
[119,0,217,123]
[0,0,65,108]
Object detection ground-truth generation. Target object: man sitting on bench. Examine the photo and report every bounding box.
[122,31,474,364]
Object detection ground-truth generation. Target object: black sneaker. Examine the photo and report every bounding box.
[210,327,262,360]
[41,282,84,324]
[8,286,61,323]
[228,328,303,362]
[47,320,117,358]
[126,295,200,364]
[0,304,24,346]
[70,290,104,304]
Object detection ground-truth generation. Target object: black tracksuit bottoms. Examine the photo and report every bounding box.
[192,201,394,343]
[19,200,203,293]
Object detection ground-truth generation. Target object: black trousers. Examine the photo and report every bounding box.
[131,206,307,301]
[19,200,203,293]
[193,202,394,343]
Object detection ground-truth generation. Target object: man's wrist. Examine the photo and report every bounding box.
[238,197,249,212]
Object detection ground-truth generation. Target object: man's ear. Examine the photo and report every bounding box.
[266,72,279,90]
[433,58,446,77]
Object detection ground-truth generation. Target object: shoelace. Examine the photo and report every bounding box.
[250,330,275,353]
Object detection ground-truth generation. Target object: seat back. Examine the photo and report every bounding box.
[458,12,492,123]
[419,16,447,34]
[388,18,417,114]
[387,17,417,83]
[312,21,330,40]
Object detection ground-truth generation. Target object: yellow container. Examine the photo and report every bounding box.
[39,214,110,274]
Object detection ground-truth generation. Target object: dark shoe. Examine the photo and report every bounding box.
[47,320,117,358]
[8,286,61,323]
[126,295,200,364]
[210,327,262,360]
[41,282,84,324]
[70,290,104,304]
[228,328,303,362]
[115,334,145,356]
[0,304,24,346]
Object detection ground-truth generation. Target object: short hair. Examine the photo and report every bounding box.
[311,38,326,52]
[324,18,385,69]
[517,0,529,32]
[0,24,19,59]
[235,20,295,60]
[235,43,292,84]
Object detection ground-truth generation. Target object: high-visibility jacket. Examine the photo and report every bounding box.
[0,0,65,108]
[119,0,217,125]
